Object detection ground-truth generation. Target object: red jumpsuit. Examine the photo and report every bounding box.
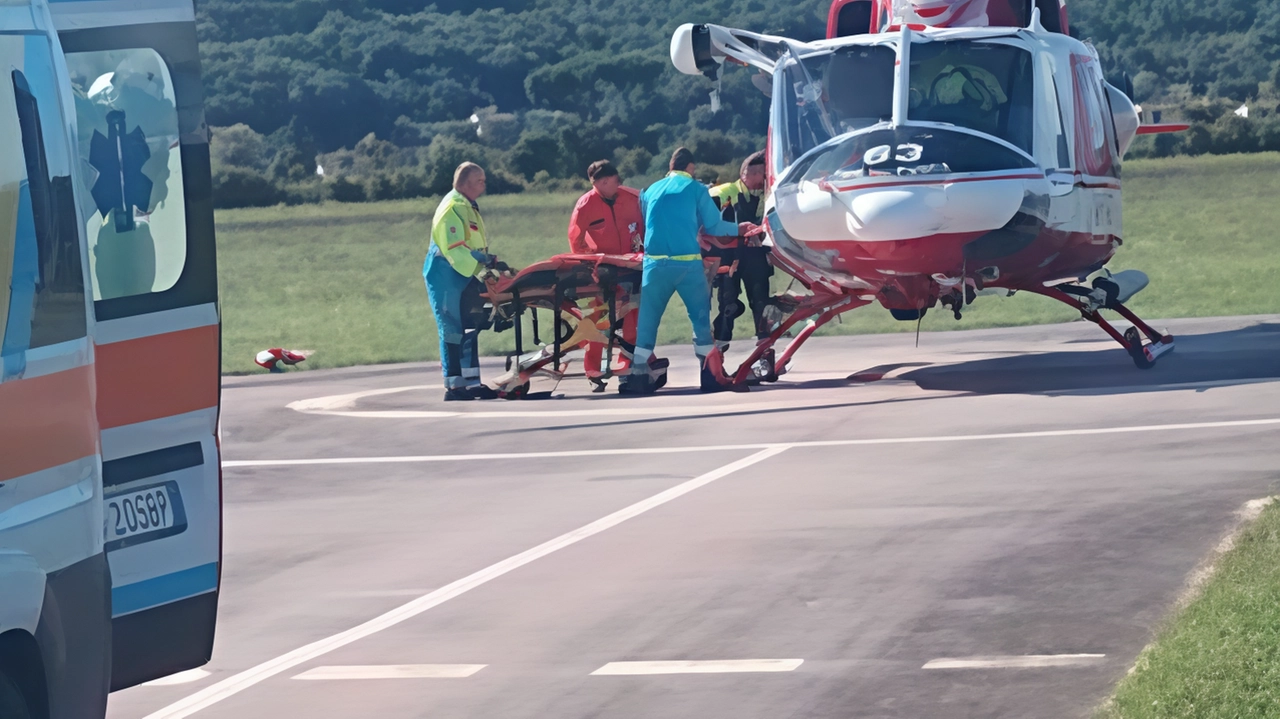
[567,186,644,377]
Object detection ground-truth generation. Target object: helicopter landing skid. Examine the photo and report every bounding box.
[1035,284,1174,369]
[705,290,873,388]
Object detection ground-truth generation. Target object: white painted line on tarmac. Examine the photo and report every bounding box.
[591,659,804,675]
[1043,377,1280,395]
[223,444,740,468]
[287,386,841,420]
[923,654,1105,669]
[292,664,485,680]
[223,417,1280,468]
[143,446,788,719]
[330,589,438,598]
[142,669,211,686]
[286,385,440,412]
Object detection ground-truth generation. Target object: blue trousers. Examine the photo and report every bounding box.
[633,257,714,368]
[424,246,481,389]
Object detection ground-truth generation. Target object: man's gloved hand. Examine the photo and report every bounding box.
[470,249,499,267]
[739,222,765,246]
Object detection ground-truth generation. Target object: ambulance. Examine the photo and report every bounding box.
[0,0,220,715]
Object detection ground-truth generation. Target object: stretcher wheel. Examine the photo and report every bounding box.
[1125,327,1155,369]
[555,317,576,345]
[760,348,779,383]
[500,382,530,399]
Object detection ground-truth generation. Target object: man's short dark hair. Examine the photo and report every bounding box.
[741,151,766,177]
[587,160,619,182]
[670,146,695,172]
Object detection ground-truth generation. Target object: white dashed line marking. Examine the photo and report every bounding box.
[592,659,804,675]
[143,447,788,719]
[143,669,211,686]
[922,654,1106,669]
[292,665,486,680]
[286,384,844,420]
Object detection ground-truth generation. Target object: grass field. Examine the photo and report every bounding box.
[1098,499,1280,719]
[217,152,1280,373]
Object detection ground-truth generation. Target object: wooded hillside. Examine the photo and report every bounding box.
[201,0,1280,206]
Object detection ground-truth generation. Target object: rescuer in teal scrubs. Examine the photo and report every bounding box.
[620,147,758,394]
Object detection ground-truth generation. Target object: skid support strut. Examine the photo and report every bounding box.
[1034,285,1174,368]
[707,291,871,388]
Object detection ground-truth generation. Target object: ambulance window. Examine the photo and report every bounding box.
[0,55,19,356]
[65,49,188,301]
[2,38,87,364]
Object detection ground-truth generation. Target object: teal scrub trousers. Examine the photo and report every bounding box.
[424,245,483,389]
[632,256,714,368]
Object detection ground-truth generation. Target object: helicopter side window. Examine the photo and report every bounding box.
[1035,55,1072,170]
[907,41,1035,155]
[833,0,874,37]
[1070,54,1118,178]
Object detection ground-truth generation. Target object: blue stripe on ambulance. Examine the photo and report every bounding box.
[111,562,219,617]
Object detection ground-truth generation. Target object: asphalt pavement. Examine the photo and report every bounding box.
[108,314,1280,719]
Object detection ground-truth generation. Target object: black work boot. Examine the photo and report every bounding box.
[700,365,731,393]
[699,352,749,393]
[444,387,474,401]
[466,384,498,400]
[618,372,657,395]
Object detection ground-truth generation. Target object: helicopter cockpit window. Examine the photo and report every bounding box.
[907,41,1034,155]
[780,45,895,166]
[823,47,896,131]
[65,49,188,302]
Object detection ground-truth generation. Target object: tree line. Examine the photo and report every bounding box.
[203,0,1280,207]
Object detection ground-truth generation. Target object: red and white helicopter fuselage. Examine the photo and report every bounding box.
[671,12,1180,382]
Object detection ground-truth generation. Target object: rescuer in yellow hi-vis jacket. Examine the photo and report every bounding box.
[423,162,509,401]
[706,151,769,350]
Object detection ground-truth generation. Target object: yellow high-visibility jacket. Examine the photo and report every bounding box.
[430,190,488,277]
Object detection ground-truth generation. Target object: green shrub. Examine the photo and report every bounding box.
[212,165,280,208]
[328,176,367,203]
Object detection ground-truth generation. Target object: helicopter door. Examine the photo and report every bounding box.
[1071,54,1118,179]
[58,18,222,690]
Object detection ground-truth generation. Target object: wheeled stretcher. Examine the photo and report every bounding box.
[480,253,668,398]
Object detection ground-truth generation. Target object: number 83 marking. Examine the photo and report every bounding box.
[865,143,924,165]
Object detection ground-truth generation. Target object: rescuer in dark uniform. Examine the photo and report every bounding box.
[706,151,769,349]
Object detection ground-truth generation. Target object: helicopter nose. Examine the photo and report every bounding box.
[844,180,1026,241]
[847,187,947,238]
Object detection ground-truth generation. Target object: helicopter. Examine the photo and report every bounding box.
[663,0,1189,386]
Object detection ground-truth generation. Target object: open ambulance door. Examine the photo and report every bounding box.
[51,0,221,690]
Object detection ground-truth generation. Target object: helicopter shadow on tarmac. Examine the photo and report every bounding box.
[895,322,1280,396]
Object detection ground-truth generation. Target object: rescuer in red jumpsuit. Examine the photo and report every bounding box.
[567,160,645,390]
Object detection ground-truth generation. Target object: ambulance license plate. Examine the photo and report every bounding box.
[105,481,187,550]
